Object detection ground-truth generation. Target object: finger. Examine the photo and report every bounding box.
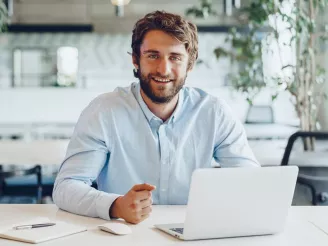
[141,205,152,216]
[135,190,151,201]
[140,214,150,223]
[132,183,156,192]
[131,213,150,224]
[140,197,152,208]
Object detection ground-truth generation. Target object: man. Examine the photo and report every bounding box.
[53,11,259,225]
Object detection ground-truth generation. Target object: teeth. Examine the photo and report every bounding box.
[153,77,171,82]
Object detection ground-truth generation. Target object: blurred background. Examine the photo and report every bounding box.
[0,0,327,205]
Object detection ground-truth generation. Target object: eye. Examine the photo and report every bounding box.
[170,56,181,61]
[148,54,159,59]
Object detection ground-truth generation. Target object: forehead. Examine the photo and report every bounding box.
[140,30,188,55]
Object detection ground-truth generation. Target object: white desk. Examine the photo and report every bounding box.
[0,205,327,246]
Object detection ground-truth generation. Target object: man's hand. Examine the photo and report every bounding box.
[110,183,156,224]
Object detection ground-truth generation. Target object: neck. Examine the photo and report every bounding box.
[140,89,179,122]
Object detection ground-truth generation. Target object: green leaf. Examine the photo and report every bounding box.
[214,47,229,59]
[0,2,8,32]
[271,94,278,101]
[246,98,253,105]
[289,35,296,46]
[317,66,326,76]
[185,0,218,18]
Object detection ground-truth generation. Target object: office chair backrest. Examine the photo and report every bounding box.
[0,165,42,203]
[245,105,274,124]
[281,131,328,166]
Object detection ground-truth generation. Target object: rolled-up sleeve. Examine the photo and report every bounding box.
[213,99,260,167]
[53,97,121,220]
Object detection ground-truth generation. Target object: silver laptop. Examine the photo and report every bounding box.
[155,166,298,240]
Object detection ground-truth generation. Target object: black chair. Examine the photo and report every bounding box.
[281,131,328,205]
[0,165,43,204]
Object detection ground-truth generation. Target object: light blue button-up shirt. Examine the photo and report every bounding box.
[53,82,259,220]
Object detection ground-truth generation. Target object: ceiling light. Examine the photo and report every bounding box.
[111,0,131,17]
[111,0,131,5]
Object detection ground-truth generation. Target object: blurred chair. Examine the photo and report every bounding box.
[281,131,328,205]
[245,105,274,124]
[244,105,298,140]
[0,165,43,204]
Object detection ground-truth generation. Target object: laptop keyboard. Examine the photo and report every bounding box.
[170,228,184,234]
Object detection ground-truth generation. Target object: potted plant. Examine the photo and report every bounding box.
[186,0,328,150]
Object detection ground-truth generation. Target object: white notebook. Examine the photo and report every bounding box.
[0,217,87,244]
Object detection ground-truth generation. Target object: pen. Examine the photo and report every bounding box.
[13,223,56,230]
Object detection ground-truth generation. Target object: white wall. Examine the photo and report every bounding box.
[0,33,231,89]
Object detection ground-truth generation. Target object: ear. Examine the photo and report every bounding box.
[187,63,194,73]
[187,57,196,73]
[132,54,139,70]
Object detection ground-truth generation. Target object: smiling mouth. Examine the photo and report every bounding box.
[152,77,173,84]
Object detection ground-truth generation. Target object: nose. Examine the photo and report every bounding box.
[156,58,171,77]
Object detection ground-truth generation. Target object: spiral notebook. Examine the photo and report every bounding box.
[0,217,87,244]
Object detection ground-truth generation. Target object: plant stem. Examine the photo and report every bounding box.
[272,3,286,77]
[309,0,316,133]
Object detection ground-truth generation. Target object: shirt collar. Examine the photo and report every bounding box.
[132,82,185,124]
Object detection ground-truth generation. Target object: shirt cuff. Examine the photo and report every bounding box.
[96,192,122,220]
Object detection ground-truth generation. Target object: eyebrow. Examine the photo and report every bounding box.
[142,49,185,56]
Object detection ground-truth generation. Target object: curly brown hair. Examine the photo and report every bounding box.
[131,11,198,77]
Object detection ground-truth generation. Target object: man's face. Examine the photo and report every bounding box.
[134,30,191,104]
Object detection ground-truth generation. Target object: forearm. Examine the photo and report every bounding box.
[52,97,121,219]
[53,178,121,220]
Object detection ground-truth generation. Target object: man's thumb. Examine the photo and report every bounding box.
[132,183,156,191]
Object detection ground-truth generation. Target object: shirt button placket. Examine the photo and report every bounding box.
[158,124,169,204]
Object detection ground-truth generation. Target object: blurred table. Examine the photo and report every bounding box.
[249,140,328,167]
[0,138,326,168]
[0,140,69,198]
[245,124,299,140]
[0,123,75,140]
[0,140,68,167]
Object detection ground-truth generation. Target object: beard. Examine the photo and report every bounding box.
[138,68,186,104]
